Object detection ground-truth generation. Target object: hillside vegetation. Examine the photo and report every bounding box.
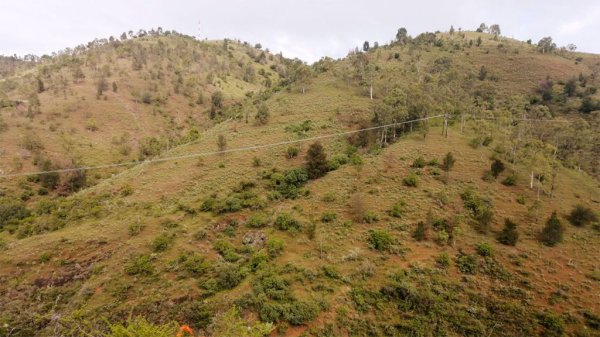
[0,26,599,337]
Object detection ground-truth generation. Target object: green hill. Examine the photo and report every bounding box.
[0,28,599,337]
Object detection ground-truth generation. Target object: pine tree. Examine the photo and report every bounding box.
[497,218,519,246]
[305,142,328,179]
[540,211,565,246]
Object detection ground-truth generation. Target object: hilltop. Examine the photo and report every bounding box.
[0,27,599,337]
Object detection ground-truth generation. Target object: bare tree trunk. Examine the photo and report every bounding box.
[302,86,305,94]
[369,84,373,100]
[530,171,534,189]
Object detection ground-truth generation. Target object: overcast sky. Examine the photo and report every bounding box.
[1,0,599,62]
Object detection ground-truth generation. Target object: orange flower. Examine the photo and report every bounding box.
[176,325,194,337]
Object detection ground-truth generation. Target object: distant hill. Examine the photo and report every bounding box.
[0,27,599,337]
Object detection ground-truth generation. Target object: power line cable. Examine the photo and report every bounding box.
[0,114,444,179]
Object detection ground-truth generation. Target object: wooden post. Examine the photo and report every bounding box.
[443,113,449,138]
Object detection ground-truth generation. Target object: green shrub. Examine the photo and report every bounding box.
[537,312,564,337]
[367,230,394,251]
[455,251,477,274]
[128,223,145,236]
[412,157,426,168]
[286,146,299,159]
[490,159,505,178]
[475,242,493,257]
[435,252,451,268]
[274,213,301,231]
[247,213,270,228]
[497,218,519,246]
[320,211,337,223]
[0,199,31,230]
[125,255,154,275]
[388,201,405,218]
[322,192,336,202]
[181,253,211,276]
[217,263,248,289]
[151,233,174,252]
[283,301,320,325]
[213,240,241,262]
[502,173,517,186]
[267,238,285,257]
[540,211,565,246]
[107,317,177,337]
[403,172,419,187]
[441,152,455,172]
[461,188,494,233]
[322,265,341,279]
[413,221,428,241]
[328,154,349,170]
[567,204,598,227]
[516,195,526,204]
[363,211,380,224]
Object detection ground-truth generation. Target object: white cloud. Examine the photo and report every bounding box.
[0,0,598,62]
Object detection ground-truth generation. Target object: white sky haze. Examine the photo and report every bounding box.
[1,0,599,62]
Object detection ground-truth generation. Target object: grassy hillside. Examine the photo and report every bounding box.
[0,29,599,337]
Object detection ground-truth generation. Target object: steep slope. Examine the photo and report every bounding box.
[0,32,287,192]
[0,29,599,337]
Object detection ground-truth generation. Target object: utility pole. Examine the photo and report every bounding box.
[443,113,449,138]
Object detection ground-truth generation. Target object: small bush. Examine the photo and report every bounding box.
[540,211,565,246]
[151,233,174,252]
[125,255,154,275]
[217,263,248,289]
[328,153,349,170]
[567,204,598,227]
[388,201,405,218]
[274,213,301,231]
[403,172,419,187]
[362,211,380,224]
[267,238,285,257]
[106,317,177,337]
[516,195,526,205]
[283,301,320,326]
[435,252,451,268]
[502,173,517,186]
[322,265,341,279]
[306,142,329,179]
[320,211,337,223]
[128,223,145,236]
[367,229,394,251]
[213,240,241,262]
[475,242,493,257]
[412,157,426,168]
[455,251,477,274]
[246,213,270,228]
[413,221,428,241]
[286,146,299,159]
[497,218,519,246]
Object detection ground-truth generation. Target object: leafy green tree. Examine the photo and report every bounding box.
[476,23,487,33]
[442,152,455,172]
[540,211,565,246]
[363,41,370,52]
[396,27,409,44]
[489,24,501,36]
[305,142,328,179]
[497,218,519,246]
[538,37,557,53]
[255,103,269,125]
